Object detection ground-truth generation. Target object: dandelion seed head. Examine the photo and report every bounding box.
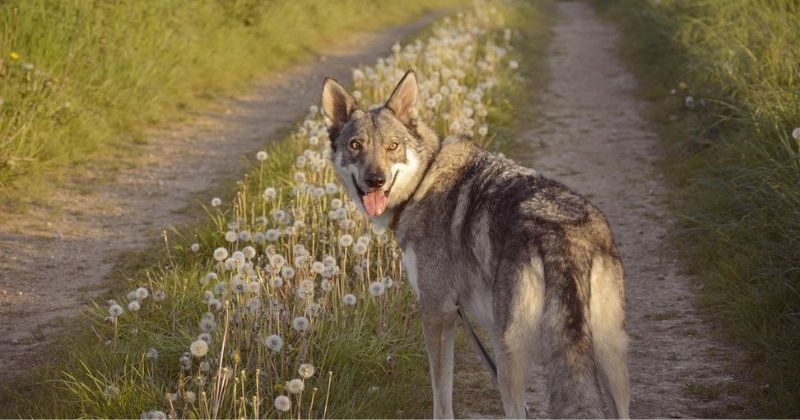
[792,127,800,141]
[338,234,354,247]
[263,187,277,201]
[213,247,228,262]
[298,363,316,379]
[109,304,124,317]
[190,340,209,358]
[190,243,200,253]
[136,287,149,300]
[224,231,238,243]
[286,378,305,394]
[369,281,386,297]
[381,276,394,288]
[265,334,283,352]
[265,229,280,242]
[342,294,357,306]
[128,300,141,312]
[325,183,339,195]
[146,347,159,360]
[198,332,212,345]
[256,151,268,161]
[211,197,222,207]
[184,391,197,404]
[274,395,291,412]
[199,361,211,372]
[154,289,166,301]
[292,316,310,332]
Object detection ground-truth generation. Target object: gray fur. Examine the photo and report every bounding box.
[322,70,630,419]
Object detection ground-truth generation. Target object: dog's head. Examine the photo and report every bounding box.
[321,70,438,219]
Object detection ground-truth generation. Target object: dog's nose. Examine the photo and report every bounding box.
[365,174,386,189]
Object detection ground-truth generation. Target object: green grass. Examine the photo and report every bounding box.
[0,0,464,201]
[594,0,800,416]
[0,4,525,418]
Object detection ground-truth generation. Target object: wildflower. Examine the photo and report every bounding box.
[153,290,166,301]
[381,276,394,288]
[239,230,252,242]
[265,229,280,242]
[142,410,167,419]
[292,316,310,332]
[231,277,246,294]
[200,313,217,332]
[342,294,357,306]
[298,363,316,379]
[684,96,695,109]
[369,281,386,297]
[179,355,192,371]
[271,277,284,288]
[136,287,149,300]
[368,385,379,393]
[325,183,339,195]
[184,391,197,404]
[190,340,209,358]
[128,300,141,312]
[354,242,368,255]
[792,127,800,141]
[265,334,283,352]
[338,234,354,247]
[274,395,291,412]
[478,125,488,136]
[330,198,343,209]
[269,253,286,268]
[109,304,124,317]
[224,231,238,242]
[211,197,222,207]
[146,348,159,360]
[208,298,223,311]
[286,378,305,394]
[199,361,211,372]
[263,187,277,201]
[9,51,19,61]
[281,266,295,279]
[508,60,519,70]
[213,247,228,262]
[256,151,268,161]
[243,246,256,259]
[320,279,333,292]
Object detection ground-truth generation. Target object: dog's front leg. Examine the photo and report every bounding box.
[421,309,457,419]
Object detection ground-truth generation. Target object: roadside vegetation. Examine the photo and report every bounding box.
[0,2,548,417]
[595,0,800,415]
[0,0,464,201]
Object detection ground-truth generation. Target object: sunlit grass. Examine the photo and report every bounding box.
[0,0,466,199]
[595,0,800,416]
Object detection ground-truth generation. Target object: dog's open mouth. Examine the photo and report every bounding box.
[353,172,397,217]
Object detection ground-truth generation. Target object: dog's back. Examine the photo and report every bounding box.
[394,135,630,418]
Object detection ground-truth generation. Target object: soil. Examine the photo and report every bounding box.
[454,2,753,418]
[0,12,441,390]
[0,2,754,418]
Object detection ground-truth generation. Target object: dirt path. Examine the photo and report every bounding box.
[0,12,443,388]
[457,2,751,418]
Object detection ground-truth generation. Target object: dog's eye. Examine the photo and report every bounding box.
[388,142,399,151]
[349,140,361,151]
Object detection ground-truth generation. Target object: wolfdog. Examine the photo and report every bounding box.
[321,70,630,418]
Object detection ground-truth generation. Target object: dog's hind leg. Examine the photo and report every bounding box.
[589,257,630,418]
[421,309,458,419]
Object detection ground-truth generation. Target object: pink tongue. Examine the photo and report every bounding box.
[362,190,388,217]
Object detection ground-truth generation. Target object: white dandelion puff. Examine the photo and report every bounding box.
[153,289,166,301]
[211,197,222,207]
[190,243,200,252]
[298,363,316,379]
[792,127,800,141]
[338,234,353,247]
[213,247,228,262]
[109,304,124,317]
[127,300,141,312]
[190,340,208,358]
[265,334,283,352]
[256,151,268,161]
[263,187,277,201]
[342,294,357,306]
[292,316,310,332]
[286,378,304,394]
[224,231,238,243]
[369,281,385,297]
[136,287,149,300]
[146,348,159,360]
[274,395,291,412]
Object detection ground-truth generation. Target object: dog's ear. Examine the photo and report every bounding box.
[321,77,360,139]
[386,70,419,127]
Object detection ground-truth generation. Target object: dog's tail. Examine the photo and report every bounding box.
[457,306,498,386]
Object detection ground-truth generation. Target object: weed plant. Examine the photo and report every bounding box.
[595,0,800,415]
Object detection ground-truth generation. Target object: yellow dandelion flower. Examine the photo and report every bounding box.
[9,51,19,61]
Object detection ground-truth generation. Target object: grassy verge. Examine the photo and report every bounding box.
[593,0,800,416]
[0,3,525,418]
[0,0,464,201]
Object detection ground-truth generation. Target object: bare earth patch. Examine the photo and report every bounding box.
[455,2,752,418]
[0,13,441,389]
